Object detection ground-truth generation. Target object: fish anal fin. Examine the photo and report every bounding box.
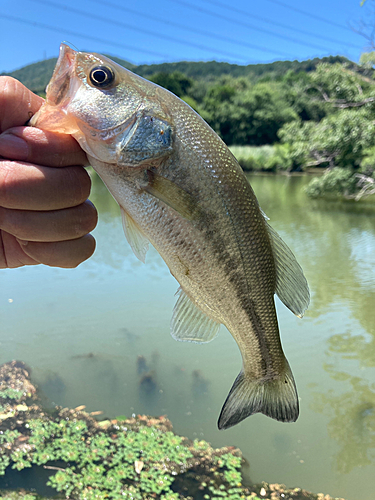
[171,288,220,343]
[218,360,299,430]
[265,221,310,318]
[120,207,149,263]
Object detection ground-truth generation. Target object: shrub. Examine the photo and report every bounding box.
[305,168,359,199]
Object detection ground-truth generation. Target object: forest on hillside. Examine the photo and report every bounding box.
[3,53,375,201]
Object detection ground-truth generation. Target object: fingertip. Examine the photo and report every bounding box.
[20,234,96,268]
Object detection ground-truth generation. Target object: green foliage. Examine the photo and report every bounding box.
[0,410,256,500]
[229,144,292,172]
[309,63,375,105]
[0,389,24,402]
[305,168,359,199]
[283,70,329,122]
[148,71,194,97]
[279,108,375,170]
[0,417,193,499]
[134,55,352,82]
[360,51,375,70]
[203,78,297,145]
[202,453,244,499]
[361,145,375,173]
[0,389,25,413]
[229,145,275,171]
[0,492,44,500]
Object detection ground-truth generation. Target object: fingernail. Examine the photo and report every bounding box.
[0,132,29,161]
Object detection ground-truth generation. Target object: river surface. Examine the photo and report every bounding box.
[1,174,375,499]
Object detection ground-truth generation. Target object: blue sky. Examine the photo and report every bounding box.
[1,0,373,73]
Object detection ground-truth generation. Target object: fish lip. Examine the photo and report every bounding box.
[45,43,77,106]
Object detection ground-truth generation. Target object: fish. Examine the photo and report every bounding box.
[31,43,310,429]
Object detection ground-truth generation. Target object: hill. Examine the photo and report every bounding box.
[1,54,353,94]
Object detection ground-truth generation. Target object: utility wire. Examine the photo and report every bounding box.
[200,0,362,49]
[264,0,353,32]
[87,0,296,58]
[29,0,276,62]
[0,14,169,59]
[171,0,337,52]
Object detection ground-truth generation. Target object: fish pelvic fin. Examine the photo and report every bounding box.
[120,207,150,263]
[217,361,299,430]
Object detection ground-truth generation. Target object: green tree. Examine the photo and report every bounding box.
[280,108,375,169]
[279,62,375,198]
[360,51,375,70]
[283,70,328,122]
[148,71,194,97]
[202,77,297,145]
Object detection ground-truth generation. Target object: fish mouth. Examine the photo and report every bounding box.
[30,43,80,133]
[46,43,77,106]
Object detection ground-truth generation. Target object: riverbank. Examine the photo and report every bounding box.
[0,361,345,500]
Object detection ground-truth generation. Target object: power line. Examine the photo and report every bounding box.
[264,0,353,32]
[200,0,362,49]
[0,14,169,59]
[87,0,295,59]
[29,0,272,62]
[171,0,338,52]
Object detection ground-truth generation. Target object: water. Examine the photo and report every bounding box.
[1,173,375,499]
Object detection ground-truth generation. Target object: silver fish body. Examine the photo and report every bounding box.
[31,44,310,429]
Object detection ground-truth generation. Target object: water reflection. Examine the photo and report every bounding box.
[249,174,375,480]
[313,367,375,473]
[91,171,375,479]
[37,370,66,403]
[249,175,375,321]
[191,369,210,398]
[2,173,375,500]
[311,326,375,474]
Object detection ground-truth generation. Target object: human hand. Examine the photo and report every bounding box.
[0,77,97,268]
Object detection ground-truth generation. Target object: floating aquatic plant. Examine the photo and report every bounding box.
[0,361,347,500]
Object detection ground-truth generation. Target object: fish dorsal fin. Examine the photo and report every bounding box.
[266,221,310,318]
[120,207,149,263]
[171,288,220,343]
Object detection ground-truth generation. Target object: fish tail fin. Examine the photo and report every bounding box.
[218,361,299,430]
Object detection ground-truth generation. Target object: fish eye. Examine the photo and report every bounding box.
[89,66,115,88]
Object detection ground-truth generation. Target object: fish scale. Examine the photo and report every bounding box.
[31,43,310,429]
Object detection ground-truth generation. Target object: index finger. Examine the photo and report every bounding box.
[0,77,88,167]
[0,126,88,168]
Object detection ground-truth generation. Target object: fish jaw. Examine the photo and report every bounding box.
[30,44,81,134]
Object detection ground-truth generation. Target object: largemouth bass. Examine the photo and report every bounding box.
[31,44,310,429]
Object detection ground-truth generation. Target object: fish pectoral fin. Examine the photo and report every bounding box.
[265,221,310,318]
[120,207,150,263]
[144,170,199,221]
[171,288,220,343]
[218,360,299,430]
